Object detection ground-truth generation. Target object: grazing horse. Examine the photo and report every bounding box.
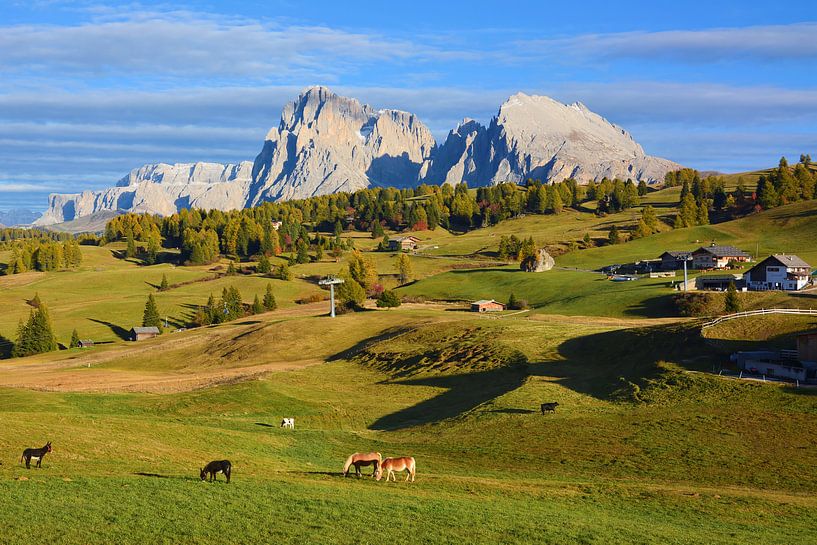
[540,402,559,414]
[343,452,382,478]
[281,418,295,429]
[200,460,232,483]
[20,441,52,469]
[376,457,416,482]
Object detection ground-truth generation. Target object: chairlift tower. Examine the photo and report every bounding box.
[318,276,345,318]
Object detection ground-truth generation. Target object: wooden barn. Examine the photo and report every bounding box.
[130,326,160,341]
[691,244,750,270]
[388,236,420,252]
[471,300,506,313]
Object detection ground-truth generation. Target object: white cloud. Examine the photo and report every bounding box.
[525,23,817,63]
[0,12,450,80]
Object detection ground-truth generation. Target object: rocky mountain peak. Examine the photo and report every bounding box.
[35,87,681,226]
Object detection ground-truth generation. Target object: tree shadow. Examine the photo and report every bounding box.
[365,323,719,430]
[88,318,131,341]
[487,408,537,414]
[328,326,414,362]
[622,294,679,318]
[0,333,13,359]
[369,367,527,430]
[255,422,276,428]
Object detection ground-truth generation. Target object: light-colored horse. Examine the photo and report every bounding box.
[281,418,294,429]
[343,452,382,477]
[376,457,416,482]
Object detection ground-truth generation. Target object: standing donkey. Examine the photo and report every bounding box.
[20,441,52,469]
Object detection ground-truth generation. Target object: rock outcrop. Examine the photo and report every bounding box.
[247,86,436,205]
[421,93,680,186]
[36,87,681,226]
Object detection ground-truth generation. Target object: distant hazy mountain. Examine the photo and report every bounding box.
[36,86,680,226]
[0,209,41,227]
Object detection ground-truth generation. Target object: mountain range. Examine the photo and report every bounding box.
[34,86,680,226]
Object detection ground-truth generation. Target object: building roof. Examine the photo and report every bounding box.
[131,326,160,334]
[660,251,692,259]
[768,254,811,268]
[693,245,749,258]
[392,235,420,242]
[472,299,504,306]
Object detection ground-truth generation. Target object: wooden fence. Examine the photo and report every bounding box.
[701,308,817,330]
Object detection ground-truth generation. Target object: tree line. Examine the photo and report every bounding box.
[99,176,647,267]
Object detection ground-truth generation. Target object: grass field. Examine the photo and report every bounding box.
[2,189,817,543]
[399,200,817,317]
[2,310,817,544]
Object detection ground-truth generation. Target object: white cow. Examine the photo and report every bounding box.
[281,418,295,429]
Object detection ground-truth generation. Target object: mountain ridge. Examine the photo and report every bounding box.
[35,86,681,226]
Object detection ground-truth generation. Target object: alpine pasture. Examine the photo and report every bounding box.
[2,186,817,544]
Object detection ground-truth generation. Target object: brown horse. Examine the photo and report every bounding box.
[375,457,415,482]
[343,452,382,477]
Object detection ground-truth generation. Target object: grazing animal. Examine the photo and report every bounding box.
[376,457,416,482]
[200,460,232,483]
[20,441,52,469]
[343,452,382,478]
[281,418,295,429]
[540,402,559,414]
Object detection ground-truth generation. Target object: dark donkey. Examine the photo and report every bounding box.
[540,402,559,414]
[20,441,52,469]
[200,460,231,483]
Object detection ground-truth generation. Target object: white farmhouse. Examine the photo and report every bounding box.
[743,254,812,291]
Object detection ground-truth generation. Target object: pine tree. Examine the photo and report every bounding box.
[376,290,401,308]
[582,232,593,248]
[508,292,519,310]
[126,236,137,259]
[724,282,741,313]
[142,294,162,331]
[31,292,42,309]
[252,294,264,315]
[70,328,81,348]
[222,286,244,320]
[205,293,218,324]
[30,303,57,353]
[226,260,237,275]
[396,253,413,285]
[263,283,277,311]
[257,254,272,274]
[337,275,365,311]
[696,201,710,225]
[159,274,169,291]
[608,226,621,245]
[278,263,293,281]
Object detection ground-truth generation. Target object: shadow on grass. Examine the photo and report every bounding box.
[289,470,346,478]
[367,322,718,429]
[369,367,527,431]
[328,326,414,362]
[133,472,193,480]
[0,333,13,359]
[623,294,678,319]
[88,318,130,341]
[254,422,276,428]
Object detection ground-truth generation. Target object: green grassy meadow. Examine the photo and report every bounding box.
[2,311,817,544]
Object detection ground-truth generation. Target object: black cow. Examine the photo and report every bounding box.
[200,460,232,483]
[540,402,559,414]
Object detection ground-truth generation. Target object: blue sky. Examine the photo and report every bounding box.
[1,0,816,211]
